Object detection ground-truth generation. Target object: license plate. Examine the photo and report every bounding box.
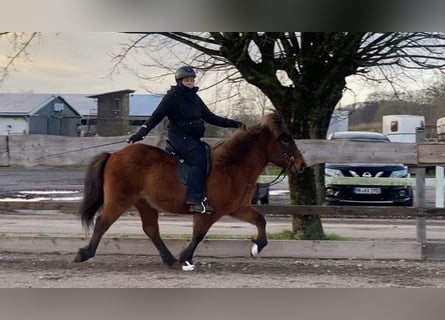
[353,187,381,195]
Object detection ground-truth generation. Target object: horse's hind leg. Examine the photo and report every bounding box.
[230,207,267,256]
[74,203,127,262]
[135,200,177,267]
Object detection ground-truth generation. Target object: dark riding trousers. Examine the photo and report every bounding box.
[168,132,207,203]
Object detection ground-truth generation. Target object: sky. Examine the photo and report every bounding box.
[0,32,438,111]
[0,33,150,95]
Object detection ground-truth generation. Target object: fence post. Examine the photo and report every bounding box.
[415,127,426,243]
[0,135,10,166]
[436,166,444,208]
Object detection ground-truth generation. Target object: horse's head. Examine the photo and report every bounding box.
[262,112,306,174]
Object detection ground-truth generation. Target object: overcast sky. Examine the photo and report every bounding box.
[0,33,152,95]
[0,32,436,109]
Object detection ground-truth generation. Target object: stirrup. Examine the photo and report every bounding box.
[189,199,213,214]
[201,197,213,214]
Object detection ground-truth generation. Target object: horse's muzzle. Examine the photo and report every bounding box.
[297,162,306,173]
[293,159,306,174]
[283,152,306,174]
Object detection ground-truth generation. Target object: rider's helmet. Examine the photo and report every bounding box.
[175,66,196,81]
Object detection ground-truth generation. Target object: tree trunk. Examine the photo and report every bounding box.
[208,32,352,240]
[259,91,333,240]
[284,83,345,239]
[289,165,326,239]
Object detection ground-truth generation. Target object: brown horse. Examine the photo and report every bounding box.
[74,112,306,270]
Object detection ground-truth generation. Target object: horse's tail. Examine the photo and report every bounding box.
[79,152,111,231]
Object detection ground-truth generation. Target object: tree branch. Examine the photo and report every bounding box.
[0,32,39,84]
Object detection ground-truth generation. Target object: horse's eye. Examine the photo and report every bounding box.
[280,136,291,146]
[280,135,292,146]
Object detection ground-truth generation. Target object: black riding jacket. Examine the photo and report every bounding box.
[143,85,241,138]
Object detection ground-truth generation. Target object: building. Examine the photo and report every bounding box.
[64,92,164,136]
[0,92,164,136]
[87,90,134,137]
[0,93,82,136]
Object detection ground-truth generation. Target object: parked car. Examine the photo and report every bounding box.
[251,182,270,204]
[325,131,413,206]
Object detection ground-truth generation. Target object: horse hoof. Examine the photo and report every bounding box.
[73,252,85,263]
[182,261,195,271]
[73,249,92,263]
[250,244,259,257]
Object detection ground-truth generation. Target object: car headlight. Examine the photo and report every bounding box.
[390,168,409,178]
[325,168,344,177]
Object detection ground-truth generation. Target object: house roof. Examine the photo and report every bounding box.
[61,94,98,116]
[0,93,57,115]
[0,92,163,117]
[87,89,135,99]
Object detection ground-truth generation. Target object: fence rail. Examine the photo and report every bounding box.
[2,133,445,167]
[2,133,445,260]
[1,200,444,260]
[3,201,445,218]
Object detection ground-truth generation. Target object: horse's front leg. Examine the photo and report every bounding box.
[179,213,217,271]
[230,206,267,257]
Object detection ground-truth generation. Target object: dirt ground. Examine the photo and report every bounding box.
[1,252,445,288]
[2,166,445,288]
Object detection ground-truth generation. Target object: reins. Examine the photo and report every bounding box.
[258,153,305,187]
[264,158,293,187]
[267,166,290,186]
[36,140,127,160]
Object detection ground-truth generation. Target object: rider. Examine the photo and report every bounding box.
[127,65,245,213]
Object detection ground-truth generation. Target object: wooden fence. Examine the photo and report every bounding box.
[2,132,445,167]
[2,132,445,260]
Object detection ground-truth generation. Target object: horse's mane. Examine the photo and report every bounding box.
[213,112,287,166]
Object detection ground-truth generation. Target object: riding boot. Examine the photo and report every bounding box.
[188,201,213,214]
[186,160,212,213]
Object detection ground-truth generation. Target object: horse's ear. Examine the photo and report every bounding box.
[279,112,285,125]
[277,111,287,130]
[273,110,284,122]
[277,112,293,137]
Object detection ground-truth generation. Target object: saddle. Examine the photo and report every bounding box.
[165,140,212,185]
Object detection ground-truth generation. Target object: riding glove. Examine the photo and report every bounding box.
[127,125,149,144]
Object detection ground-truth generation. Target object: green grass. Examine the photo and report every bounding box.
[266,230,351,241]
[0,164,24,169]
[267,229,300,240]
[265,165,282,175]
[324,233,352,241]
[156,230,351,241]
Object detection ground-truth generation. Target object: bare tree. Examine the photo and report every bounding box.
[0,32,39,85]
[240,83,273,118]
[4,32,445,239]
[111,32,445,239]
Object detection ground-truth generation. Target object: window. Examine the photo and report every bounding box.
[390,120,398,132]
[54,103,64,112]
[113,98,121,117]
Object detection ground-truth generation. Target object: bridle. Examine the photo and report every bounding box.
[264,152,305,187]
